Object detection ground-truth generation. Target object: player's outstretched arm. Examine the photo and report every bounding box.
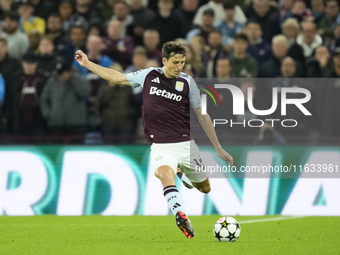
[75,50,130,86]
[194,108,233,166]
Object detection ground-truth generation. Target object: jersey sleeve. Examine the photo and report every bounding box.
[188,77,201,109]
[126,68,153,88]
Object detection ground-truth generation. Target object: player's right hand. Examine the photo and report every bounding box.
[75,50,88,67]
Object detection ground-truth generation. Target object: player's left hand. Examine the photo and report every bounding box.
[217,148,233,166]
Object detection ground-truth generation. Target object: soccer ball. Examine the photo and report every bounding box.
[213,216,241,242]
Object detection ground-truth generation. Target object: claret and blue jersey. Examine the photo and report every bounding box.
[127,67,201,143]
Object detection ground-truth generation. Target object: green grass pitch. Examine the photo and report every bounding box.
[0,215,339,255]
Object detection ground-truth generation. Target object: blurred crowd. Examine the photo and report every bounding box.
[0,0,339,144]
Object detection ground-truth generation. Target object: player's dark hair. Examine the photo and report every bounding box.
[162,41,186,60]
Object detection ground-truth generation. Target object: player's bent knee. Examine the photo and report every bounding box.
[154,165,175,181]
[155,171,173,181]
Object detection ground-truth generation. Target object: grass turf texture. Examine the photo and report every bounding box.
[0,216,339,255]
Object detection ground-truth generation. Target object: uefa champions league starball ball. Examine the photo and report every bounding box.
[213,216,241,242]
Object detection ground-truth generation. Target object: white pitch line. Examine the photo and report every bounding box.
[115,216,307,227]
[239,216,306,224]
